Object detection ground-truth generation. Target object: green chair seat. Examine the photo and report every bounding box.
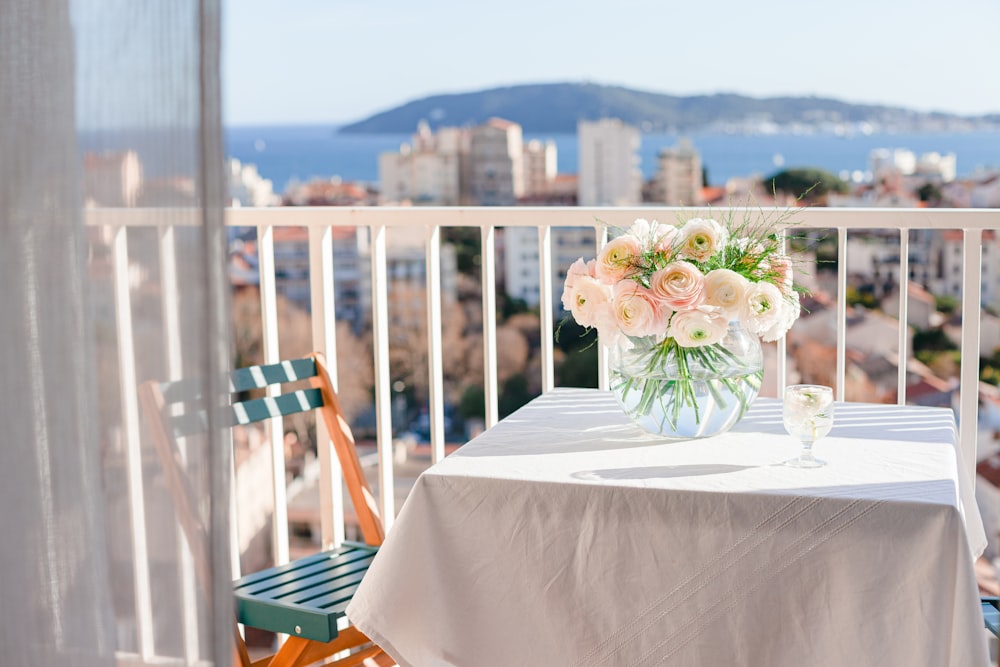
[233,542,378,643]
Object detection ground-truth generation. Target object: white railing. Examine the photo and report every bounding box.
[88,205,996,662]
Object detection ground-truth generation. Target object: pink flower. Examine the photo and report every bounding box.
[649,261,706,310]
[611,281,665,337]
[567,276,612,329]
[561,257,596,311]
[595,235,642,284]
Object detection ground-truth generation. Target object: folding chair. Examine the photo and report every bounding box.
[139,353,390,667]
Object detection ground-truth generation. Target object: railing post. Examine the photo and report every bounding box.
[481,225,499,427]
[959,229,983,480]
[112,225,155,658]
[426,225,446,463]
[897,228,910,405]
[257,223,289,566]
[836,226,848,402]
[370,224,395,530]
[157,223,200,662]
[538,226,555,393]
[309,224,345,548]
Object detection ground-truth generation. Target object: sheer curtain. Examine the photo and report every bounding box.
[0,1,231,665]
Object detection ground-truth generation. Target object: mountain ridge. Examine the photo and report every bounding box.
[338,82,999,134]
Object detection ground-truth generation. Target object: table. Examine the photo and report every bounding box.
[347,388,989,666]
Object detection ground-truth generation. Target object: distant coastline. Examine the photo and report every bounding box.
[224,125,1000,193]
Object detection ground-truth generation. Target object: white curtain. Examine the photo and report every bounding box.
[0,1,231,665]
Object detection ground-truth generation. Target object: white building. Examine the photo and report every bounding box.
[378,122,467,205]
[469,118,525,205]
[918,229,1000,311]
[227,158,279,207]
[653,138,703,205]
[503,226,595,312]
[577,119,642,206]
[870,147,957,183]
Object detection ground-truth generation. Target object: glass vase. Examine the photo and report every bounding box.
[609,321,764,438]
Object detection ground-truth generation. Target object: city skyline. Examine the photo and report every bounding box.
[223,0,1000,126]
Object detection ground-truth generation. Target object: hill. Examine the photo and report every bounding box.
[338,82,996,134]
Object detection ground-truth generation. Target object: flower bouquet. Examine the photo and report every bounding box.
[561,213,802,437]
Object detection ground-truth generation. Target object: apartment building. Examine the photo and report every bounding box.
[577,118,642,206]
[469,117,525,205]
[652,138,704,205]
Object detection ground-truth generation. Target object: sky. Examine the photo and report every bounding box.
[223,0,1000,126]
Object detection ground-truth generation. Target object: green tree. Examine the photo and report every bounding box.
[763,168,849,201]
[917,182,943,205]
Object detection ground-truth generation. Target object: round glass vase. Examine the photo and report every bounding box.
[609,321,764,438]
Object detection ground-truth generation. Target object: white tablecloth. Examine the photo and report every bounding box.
[348,388,989,666]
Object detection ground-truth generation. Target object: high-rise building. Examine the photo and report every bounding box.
[577,119,641,206]
[469,118,525,205]
[378,122,468,205]
[522,139,557,197]
[653,138,703,205]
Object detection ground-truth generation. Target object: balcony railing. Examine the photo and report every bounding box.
[87,205,997,664]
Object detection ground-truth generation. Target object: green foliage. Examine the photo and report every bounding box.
[443,227,481,275]
[763,168,849,201]
[917,182,943,205]
[934,294,959,315]
[982,347,1000,386]
[846,286,877,309]
[499,374,533,418]
[458,385,485,421]
[556,339,599,388]
[912,327,958,353]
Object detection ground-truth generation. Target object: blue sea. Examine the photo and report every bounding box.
[224,125,1000,194]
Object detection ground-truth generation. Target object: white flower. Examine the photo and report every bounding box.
[667,308,728,348]
[626,218,653,240]
[678,218,727,262]
[703,269,749,320]
[568,276,612,329]
[761,292,802,342]
[741,281,784,334]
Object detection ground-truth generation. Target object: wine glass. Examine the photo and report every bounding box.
[782,384,835,468]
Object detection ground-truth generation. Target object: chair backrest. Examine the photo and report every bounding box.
[138,352,385,583]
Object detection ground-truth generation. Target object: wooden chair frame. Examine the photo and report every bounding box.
[139,353,389,667]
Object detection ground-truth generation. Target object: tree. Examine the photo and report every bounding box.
[763,168,849,202]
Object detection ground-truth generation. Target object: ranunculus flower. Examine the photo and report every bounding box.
[742,281,784,334]
[678,218,727,262]
[595,235,642,284]
[703,268,749,320]
[761,292,801,342]
[561,257,596,311]
[667,308,728,348]
[568,276,612,329]
[612,282,665,337]
[649,261,706,310]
